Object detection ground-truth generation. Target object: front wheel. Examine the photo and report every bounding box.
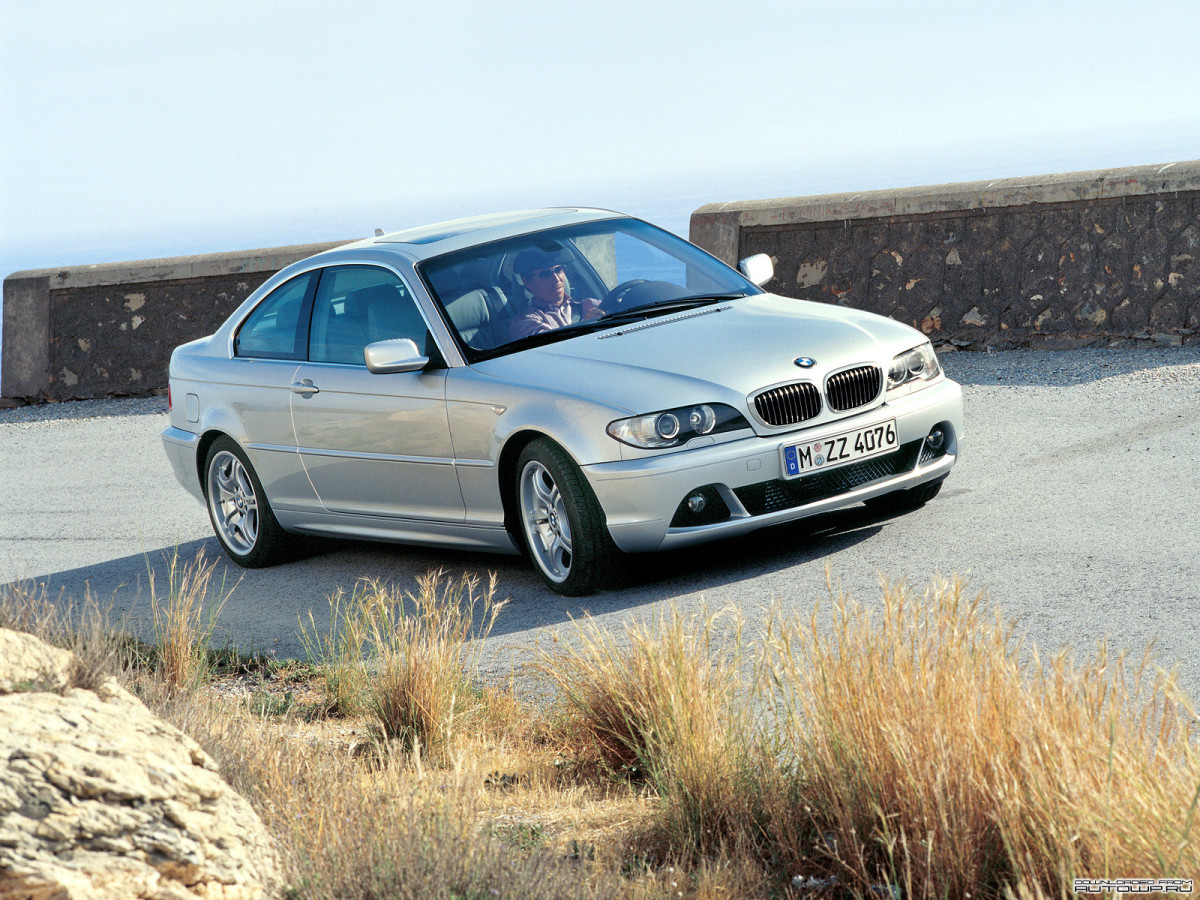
[516,439,623,595]
[204,436,290,568]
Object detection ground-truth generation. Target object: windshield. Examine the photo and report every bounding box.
[417,218,761,362]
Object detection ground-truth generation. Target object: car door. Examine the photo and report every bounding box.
[289,264,464,522]
[229,269,321,511]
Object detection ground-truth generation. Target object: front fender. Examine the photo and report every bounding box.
[446,368,628,531]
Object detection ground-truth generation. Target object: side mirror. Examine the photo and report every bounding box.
[364,338,428,374]
[738,253,774,287]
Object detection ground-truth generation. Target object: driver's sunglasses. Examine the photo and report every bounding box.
[528,265,565,280]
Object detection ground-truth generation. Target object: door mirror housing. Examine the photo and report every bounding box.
[365,338,428,374]
[738,253,774,287]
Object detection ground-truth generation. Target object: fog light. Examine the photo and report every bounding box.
[670,485,731,528]
[926,427,945,452]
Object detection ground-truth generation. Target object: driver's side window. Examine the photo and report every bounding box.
[308,266,430,365]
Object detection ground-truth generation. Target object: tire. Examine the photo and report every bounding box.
[863,478,944,516]
[203,436,290,568]
[515,438,624,595]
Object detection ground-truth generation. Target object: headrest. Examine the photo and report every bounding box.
[343,283,396,317]
[445,289,490,331]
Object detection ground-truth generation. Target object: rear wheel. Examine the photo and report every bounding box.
[863,478,944,516]
[204,436,289,568]
[516,438,623,595]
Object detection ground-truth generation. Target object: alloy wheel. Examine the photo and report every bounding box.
[207,450,259,556]
[519,459,573,582]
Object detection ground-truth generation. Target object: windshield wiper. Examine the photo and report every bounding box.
[471,319,611,360]
[599,292,745,326]
[471,293,747,362]
[671,291,748,303]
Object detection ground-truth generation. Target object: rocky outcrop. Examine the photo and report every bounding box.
[0,629,279,899]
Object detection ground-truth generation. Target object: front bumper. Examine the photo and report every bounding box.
[585,377,963,553]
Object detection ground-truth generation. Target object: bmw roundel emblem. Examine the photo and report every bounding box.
[794,357,816,369]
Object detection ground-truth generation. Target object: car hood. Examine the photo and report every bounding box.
[470,293,925,413]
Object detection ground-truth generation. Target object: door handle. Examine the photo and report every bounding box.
[290,379,320,396]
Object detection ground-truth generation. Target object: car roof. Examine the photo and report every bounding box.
[334,207,626,261]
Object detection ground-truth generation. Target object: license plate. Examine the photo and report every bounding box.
[781,419,898,478]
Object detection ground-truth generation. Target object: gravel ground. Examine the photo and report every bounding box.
[938,346,1200,386]
[0,395,167,427]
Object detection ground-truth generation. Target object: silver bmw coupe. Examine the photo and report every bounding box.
[162,208,963,595]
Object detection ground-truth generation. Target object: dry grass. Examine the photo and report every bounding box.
[0,578,132,690]
[535,606,757,860]
[299,570,507,761]
[297,579,379,716]
[752,576,1200,898]
[4,554,1197,899]
[531,579,1199,897]
[145,681,632,900]
[148,547,235,688]
[367,569,506,760]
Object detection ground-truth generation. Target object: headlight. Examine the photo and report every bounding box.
[607,403,750,449]
[886,343,941,393]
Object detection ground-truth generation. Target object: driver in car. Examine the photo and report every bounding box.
[509,245,604,340]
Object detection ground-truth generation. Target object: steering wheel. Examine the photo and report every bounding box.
[601,279,648,309]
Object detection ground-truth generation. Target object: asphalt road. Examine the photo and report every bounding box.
[2,348,1198,698]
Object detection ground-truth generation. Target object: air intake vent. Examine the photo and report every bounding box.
[826,365,882,412]
[734,444,914,515]
[753,382,821,426]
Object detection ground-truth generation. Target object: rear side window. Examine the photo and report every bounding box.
[234,272,316,359]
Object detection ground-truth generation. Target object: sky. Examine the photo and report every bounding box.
[2,0,1199,284]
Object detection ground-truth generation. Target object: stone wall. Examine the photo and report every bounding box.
[6,164,1199,403]
[690,161,1200,350]
[2,241,344,402]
